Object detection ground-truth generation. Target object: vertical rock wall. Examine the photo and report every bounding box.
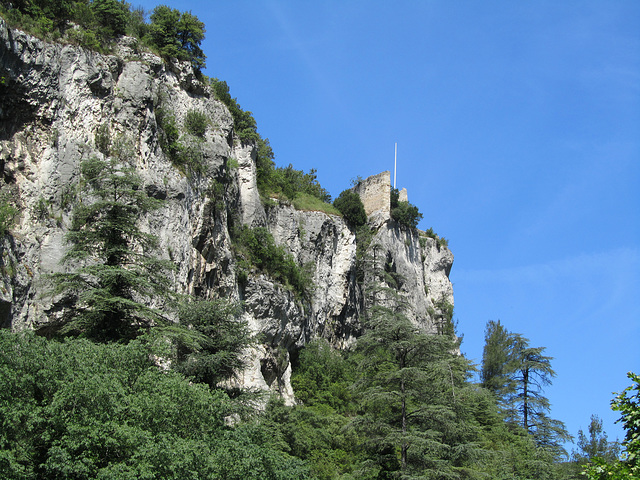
[0,20,454,401]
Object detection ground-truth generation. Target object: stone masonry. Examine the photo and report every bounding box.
[354,171,391,222]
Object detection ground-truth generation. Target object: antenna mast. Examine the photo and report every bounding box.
[394,142,397,189]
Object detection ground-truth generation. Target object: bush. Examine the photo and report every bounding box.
[184,109,209,138]
[210,78,258,143]
[333,189,366,227]
[232,226,313,299]
[259,164,331,204]
[390,188,422,229]
[0,330,311,479]
[0,194,18,236]
[91,0,129,37]
[95,123,110,155]
[147,6,206,69]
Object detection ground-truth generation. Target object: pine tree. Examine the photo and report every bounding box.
[481,321,571,458]
[481,320,519,418]
[48,155,174,341]
[572,415,620,464]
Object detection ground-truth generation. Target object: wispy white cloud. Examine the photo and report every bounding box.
[456,247,638,285]
[454,247,640,328]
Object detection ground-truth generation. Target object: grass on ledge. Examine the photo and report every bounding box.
[292,193,342,216]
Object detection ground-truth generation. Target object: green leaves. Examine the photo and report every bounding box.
[334,189,367,227]
[172,298,253,390]
[390,188,423,229]
[48,156,174,342]
[147,6,206,69]
[232,225,313,299]
[612,372,640,473]
[0,330,266,479]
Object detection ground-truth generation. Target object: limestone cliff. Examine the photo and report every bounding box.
[0,20,453,400]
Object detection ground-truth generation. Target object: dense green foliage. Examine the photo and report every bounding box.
[148,5,205,69]
[390,188,423,229]
[0,1,206,69]
[279,322,567,479]
[184,109,209,138]
[0,330,310,479]
[232,225,313,299]
[333,189,367,227]
[173,298,253,390]
[47,156,175,341]
[481,320,571,459]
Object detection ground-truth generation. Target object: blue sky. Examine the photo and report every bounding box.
[136,1,639,452]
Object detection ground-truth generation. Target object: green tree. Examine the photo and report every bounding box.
[291,338,357,414]
[176,11,206,69]
[90,0,129,37]
[48,156,174,342]
[481,320,517,404]
[353,278,470,478]
[172,298,253,391]
[572,415,620,464]
[511,337,556,435]
[4,0,74,29]
[0,330,311,479]
[481,321,571,459]
[148,5,206,69]
[390,187,422,229]
[333,189,367,227]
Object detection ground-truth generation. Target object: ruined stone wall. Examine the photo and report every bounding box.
[354,171,391,222]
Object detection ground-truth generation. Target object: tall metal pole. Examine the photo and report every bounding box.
[394,142,397,189]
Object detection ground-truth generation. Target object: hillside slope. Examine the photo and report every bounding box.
[0,19,453,399]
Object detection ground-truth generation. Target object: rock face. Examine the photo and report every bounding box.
[0,20,454,401]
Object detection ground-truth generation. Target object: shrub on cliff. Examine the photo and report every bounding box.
[333,189,367,227]
[390,187,422,229]
[147,5,206,69]
[232,225,313,300]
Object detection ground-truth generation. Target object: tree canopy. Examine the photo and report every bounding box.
[333,189,367,227]
[148,5,206,69]
[47,154,174,342]
[0,1,207,70]
[481,320,571,459]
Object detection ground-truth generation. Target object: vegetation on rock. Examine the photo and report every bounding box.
[390,187,423,229]
[2,5,635,480]
[47,156,175,342]
[0,0,206,69]
[232,225,314,300]
[333,189,367,227]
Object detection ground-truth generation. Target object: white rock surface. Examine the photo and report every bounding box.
[0,19,455,397]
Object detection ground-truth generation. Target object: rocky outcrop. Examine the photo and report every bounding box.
[0,20,454,400]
